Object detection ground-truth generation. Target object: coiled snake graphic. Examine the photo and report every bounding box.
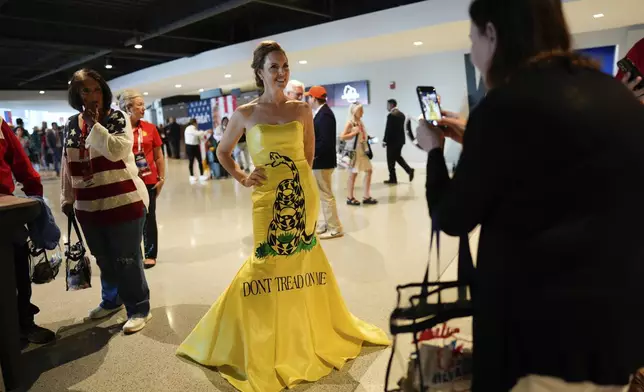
[266,152,315,255]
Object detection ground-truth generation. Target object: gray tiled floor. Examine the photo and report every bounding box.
[23,159,471,391]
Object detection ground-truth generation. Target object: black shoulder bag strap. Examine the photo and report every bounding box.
[66,213,86,258]
[353,122,359,151]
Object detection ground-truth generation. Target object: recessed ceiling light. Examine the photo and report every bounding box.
[413,41,424,46]
[134,43,143,49]
[39,90,45,94]
[105,64,113,69]
[224,74,232,78]
[175,84,182,88]
[299,60,308,65]
[593,13,604,18]
[143,92,149,96]
[199,88,204,92]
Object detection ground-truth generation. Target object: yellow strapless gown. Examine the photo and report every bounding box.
[176,121,390,391]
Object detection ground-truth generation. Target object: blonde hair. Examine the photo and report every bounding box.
[116,89,143,113]
[348,102,363,124]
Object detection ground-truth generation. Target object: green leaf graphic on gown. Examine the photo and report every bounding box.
[255,152,317,259]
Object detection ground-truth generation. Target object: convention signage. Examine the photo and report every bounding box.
[319,80,370,107]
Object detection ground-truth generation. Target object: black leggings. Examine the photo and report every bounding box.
[14,242,37,329]
[186,145,203,176]
[143,185,158,259]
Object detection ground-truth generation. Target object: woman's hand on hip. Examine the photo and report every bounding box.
[242,167,267,187]
[438,110,466,144]
[416,120,445,152]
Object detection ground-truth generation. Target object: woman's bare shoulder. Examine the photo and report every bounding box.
[286,100,310,112]
[235,102,257,117]
[230,102,257,125]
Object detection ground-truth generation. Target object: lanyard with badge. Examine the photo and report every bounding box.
[79,122,95,187]
[134,126,152,177]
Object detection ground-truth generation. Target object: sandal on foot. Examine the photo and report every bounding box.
[347,198,361,206]
[144,259,157,269]
[363,197,378,205]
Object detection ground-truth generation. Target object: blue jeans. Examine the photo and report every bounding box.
[81,214,150,318]
[207,151,222,178]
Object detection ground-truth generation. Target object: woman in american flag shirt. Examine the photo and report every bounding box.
[60,69,152,334]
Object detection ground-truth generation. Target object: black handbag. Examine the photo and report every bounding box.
[385,224,475,392]
[64,214,92,291]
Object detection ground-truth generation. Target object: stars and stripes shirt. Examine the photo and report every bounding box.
[60,110,149,225]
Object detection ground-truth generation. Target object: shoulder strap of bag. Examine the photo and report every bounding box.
[67,213,85,249]
[422,219,475,297]
[352,122,360,149]
[421,223,441,295]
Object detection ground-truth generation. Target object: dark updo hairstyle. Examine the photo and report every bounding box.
[469,0,594,88]
[68,68,113,113]
[251,41,286,92]
[188,118,198,126]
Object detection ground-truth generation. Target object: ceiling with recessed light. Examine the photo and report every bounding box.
[105,0,644,101]
[0,0,425,91]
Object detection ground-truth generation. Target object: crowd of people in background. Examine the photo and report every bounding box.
[10,118,64,176]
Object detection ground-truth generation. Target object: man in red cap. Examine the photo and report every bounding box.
[305,86,343,239]
[0,117,56,347]
[617,37,644,103]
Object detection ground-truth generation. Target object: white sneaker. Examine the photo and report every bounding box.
[199,174,209,183]
[319,231,344,240]
[189,176,197,184]
[123,313,152,334]
[89,305,123,320]
[316,226,327,235]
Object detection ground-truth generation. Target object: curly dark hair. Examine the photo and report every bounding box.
[251,41,286,91]
[67,68,113,113]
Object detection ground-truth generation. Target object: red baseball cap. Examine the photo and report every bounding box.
[305,86,327,99]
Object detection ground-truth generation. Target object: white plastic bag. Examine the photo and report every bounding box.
[411,324,473,391]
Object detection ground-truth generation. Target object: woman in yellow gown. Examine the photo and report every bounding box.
[176,41,390,391]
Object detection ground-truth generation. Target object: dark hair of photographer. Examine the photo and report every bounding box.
[419,0,644,390]
[468,0,597,89]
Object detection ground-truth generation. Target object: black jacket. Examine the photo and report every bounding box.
[312,104,337,170]
[168,122,181,140]
[383,108,406,146]
[426,56,644,391]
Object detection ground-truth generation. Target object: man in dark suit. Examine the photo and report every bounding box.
[167,117,181,159]
[383,99,414,184]
[306,86,343,239]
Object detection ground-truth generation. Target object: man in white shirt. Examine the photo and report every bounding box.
[285,80,305,101]
[184,118,209,184]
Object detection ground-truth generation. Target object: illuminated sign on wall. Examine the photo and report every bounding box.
[315,80,370,107]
